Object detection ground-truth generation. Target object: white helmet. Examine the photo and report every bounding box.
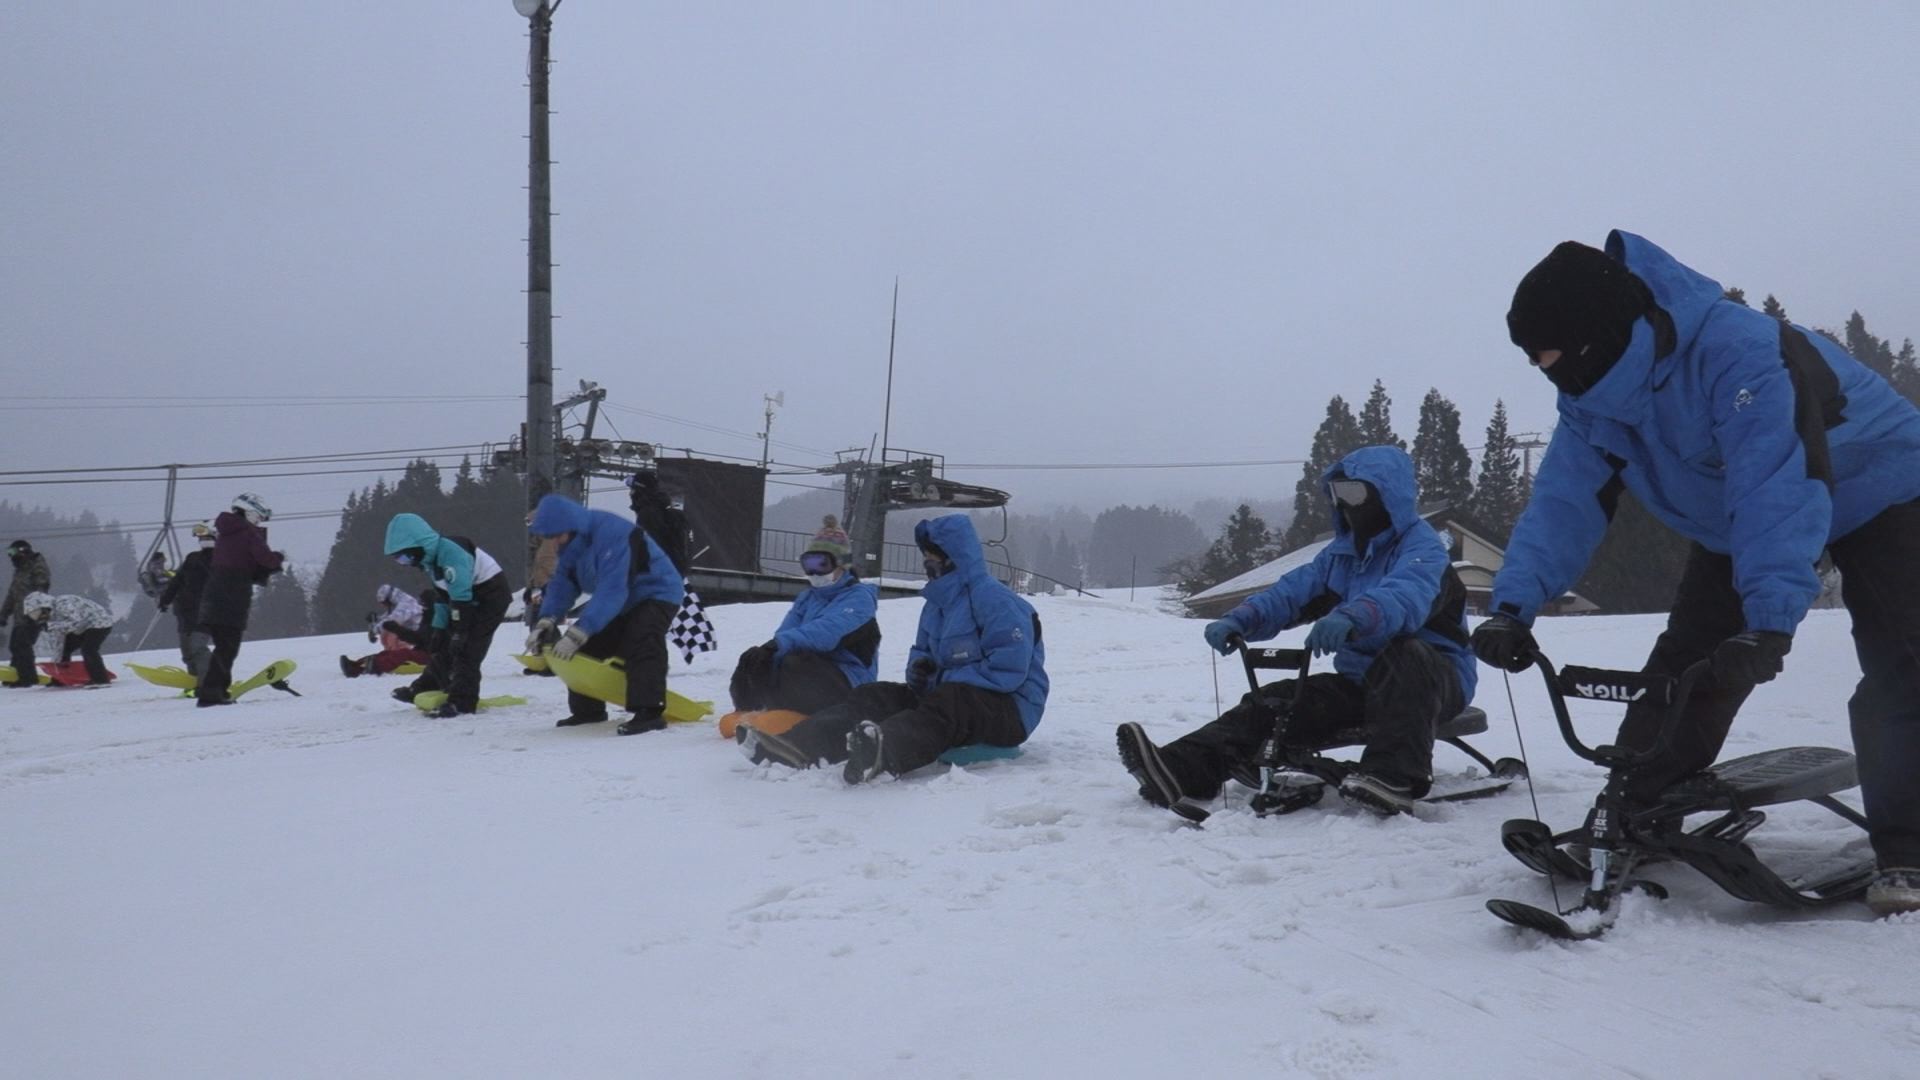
[232,492,271,525]
[191,520,215,540]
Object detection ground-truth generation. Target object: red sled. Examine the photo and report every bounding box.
[37,662,116,687]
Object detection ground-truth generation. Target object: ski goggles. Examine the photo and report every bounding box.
[799,551,838,576]
[391,551,419,567]
[1329,479,1372,507]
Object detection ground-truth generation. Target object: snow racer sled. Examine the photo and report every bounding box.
[1486,651,1874,941]
[1149,641,1526,826]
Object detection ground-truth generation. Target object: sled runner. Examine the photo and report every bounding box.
[37,661,116,687]
[539,651,714,724]
[1155,642,1524,826]
[1486,652,1873,941]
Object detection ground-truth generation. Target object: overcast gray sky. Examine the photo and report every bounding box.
[6,2,1919,561]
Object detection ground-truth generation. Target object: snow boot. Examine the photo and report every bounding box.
[391,685,418,704]
[555,711,607,728]
[1339,771,1418,816]
[1867,867,1920,917]
[843,720,887,784]
[1115,722,1185,809]
[426,701,466,719]
[340,655,363,678]
[736,724,813,769]
[616,709,667,736]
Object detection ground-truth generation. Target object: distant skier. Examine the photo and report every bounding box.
[526,493,683,735]
[156,522,216,679]
[195,493,284,707]
[739,514,1047,784]
[340,584,432,678]
[3,539,52,688]
[20,591,116,685]
[728,528,878,716]
[383,515,512,716]
[1117,445,1477,817]
[1469,231,1920,916]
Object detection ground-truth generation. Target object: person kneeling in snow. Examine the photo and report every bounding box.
[740,514,1047,784]
[383,515,512,716]
[526,493,682,736]
[21,591,117,685]
[1117,445,1477,817]
[341,583,433,677]
[729,530,879,716]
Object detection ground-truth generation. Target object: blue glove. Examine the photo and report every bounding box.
[1304,612,1355,657]
[1203,618,1244,655]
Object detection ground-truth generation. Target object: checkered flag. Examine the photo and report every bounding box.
[668,586,717,665]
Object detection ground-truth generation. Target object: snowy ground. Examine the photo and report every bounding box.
[3,594,1916,1079]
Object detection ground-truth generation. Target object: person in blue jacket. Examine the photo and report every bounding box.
[1118,445,1477,817]
[1469,232,1920,916]
[383,513,512,718]
[526,493,683,735]
[729,530,879,715]
[740,514,1047,784]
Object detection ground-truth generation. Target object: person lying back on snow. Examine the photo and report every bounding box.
[728,528,879,717]
[20,591,117,686]
[1117,445,1478,817]
[739,514,1048,784]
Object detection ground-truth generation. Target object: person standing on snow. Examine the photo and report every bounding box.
[1468,232,1920,917]
[3,540,52,688]
[383,514,511,716]
[21,591,117,685]
[728,529,879,716]
[739,514,1047,784]
[627,470,690,578]
[195,493,284,707]
[526,493,683,735]
[1118,445,1478,817]
[156,522,216,680]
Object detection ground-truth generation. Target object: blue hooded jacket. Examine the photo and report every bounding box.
[1223,445,1477,699]
[383,513,501,631]
[1492,231,1920,634]
[772,572,880,689]
[909,515,1049,733]
[528,494,682,635]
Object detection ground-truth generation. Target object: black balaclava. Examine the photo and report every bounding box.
[1507,241,1655,397]
[1331,477,1391,552]
[920,540,952,580]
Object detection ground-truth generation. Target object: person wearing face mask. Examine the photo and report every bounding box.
[382,513,512,717]
[156,522,217,680]
[738,514,1047,784]
[194,493,285,707]
[4,539,52,688]
[1118,445,1476,816]
[1469,231,1920,917]
[727,531,879,719]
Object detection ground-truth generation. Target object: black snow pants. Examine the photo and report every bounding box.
[1615,501,1920,868]
[1157,636,1463,800]
[175,612,210,679]
[414,576,511,713]
[566,599,676,721]
[60,628,112,684]
[729,649,855,716]
[7,618,39,685]
[197,626,246,705]
[776,680,1028,777]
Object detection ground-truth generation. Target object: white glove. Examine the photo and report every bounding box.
[524,617,557,656]
[551,625,590,661]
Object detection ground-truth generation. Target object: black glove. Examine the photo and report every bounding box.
[908,656,938,688]
[1711,630,1791,688]
[1470,613,1539,673]
[157,602,170,614]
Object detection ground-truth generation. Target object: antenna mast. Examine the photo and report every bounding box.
[881,278,898,459]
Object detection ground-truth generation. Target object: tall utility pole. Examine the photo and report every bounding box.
[517,0,559,553]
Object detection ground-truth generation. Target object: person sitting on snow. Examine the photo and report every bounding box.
[20,591,117,686]
[1117,445,1478,817]
[156,522,216,679]
[729,529,879,717]
[383,515,511,716]
[526,493,683,735]
[340,583,433,678]
[739,514,1047,784]
[4,540,52,688]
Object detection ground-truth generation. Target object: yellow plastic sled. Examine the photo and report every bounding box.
[0,665,52,686]
[717,709,809,740]
[128,663,199,690]
[540,651,713,724]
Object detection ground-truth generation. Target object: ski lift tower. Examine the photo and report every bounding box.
[821,448,1010,580]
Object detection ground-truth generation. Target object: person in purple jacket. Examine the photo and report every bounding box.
[194,493,284,707]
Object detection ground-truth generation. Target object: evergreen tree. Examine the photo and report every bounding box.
[1356,380,1405,451]
[1892,339,1920,407]
[1724,286,1748,306]
[1843,311,1895,379]
[1281,395,1363,551]
[1084,505,1207,588]
[1468,400,1525,543]
[1761,294,1788,321]
[1574,491,1692,614]
[1410,388,1474,512]
[1173,504,1273,597]
[251,570,313,641]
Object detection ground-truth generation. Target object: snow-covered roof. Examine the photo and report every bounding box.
[1187,537,1331,603]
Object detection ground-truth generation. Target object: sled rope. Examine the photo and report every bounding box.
[1501,667,1561,912]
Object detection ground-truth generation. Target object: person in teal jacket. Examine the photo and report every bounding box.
[383,513,512,717]
[1469,232,1920,916]
[740,514,1047,784]
[1118,445,1476,817]
[526,493,682,735]
[730,531,879,715]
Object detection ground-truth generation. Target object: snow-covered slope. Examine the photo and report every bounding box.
[3,595,1914,1079]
